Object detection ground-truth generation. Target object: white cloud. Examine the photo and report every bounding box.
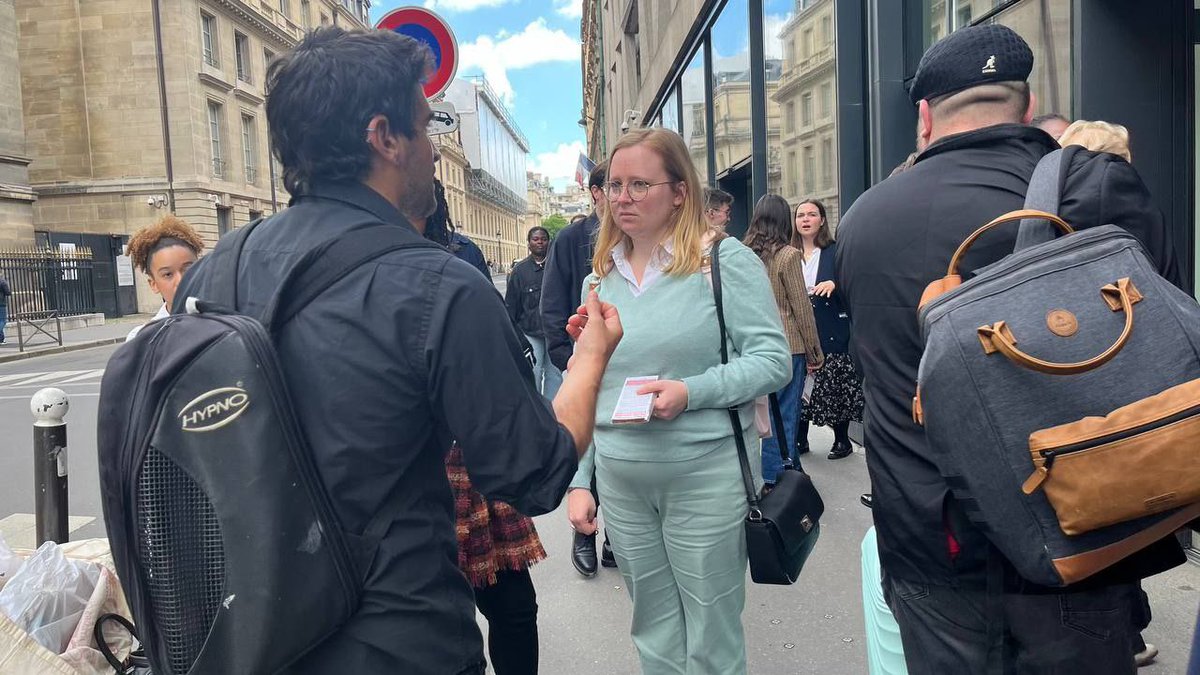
[764,14,790,60]
[555,0,583,19]
[530,140,588,189]
[423,0,514,11]
[460,18,580,106]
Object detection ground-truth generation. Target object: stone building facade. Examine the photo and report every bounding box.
[9,0,367,312]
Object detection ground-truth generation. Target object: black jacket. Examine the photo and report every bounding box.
[505,254,547,338]
[540,212,599,371]
[809,241,850,354]
[835,124,1183,588]
[174,182,577,674]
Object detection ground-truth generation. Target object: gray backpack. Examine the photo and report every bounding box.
[915,150,1200,587]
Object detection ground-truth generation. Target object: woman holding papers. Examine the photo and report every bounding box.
[565,128,790,674]
[743,194,824,489]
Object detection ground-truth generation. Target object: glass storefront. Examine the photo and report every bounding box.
[768,0,841,226]
[711,0,752,177]
[662,85,681,135]
[681,50,708,183]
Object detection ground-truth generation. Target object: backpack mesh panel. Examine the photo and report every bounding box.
[136,446,226,675]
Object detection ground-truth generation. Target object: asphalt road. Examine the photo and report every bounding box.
[0,343,1196,673]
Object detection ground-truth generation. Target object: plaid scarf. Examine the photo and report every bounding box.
[445,444,546,588]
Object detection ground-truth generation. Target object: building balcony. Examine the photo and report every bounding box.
[245,165,258,185]
[212,158,227,179]
[776,44,835,97]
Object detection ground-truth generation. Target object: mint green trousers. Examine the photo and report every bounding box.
[595,444,748,675]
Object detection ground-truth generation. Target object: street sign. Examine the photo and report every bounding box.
[375,7,458,101]
[428,101,459,136]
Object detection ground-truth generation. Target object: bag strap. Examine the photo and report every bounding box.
[259,223,442,330]
[204,216,268,311]
[710,237,798,518]
[1015,149,1066,251]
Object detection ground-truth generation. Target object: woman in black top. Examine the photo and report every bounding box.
[792,198,864,460]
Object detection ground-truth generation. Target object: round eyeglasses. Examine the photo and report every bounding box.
[604,180,677,202]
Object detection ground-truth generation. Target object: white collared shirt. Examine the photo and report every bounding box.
[802,247,821,292]
[611,238,675,297]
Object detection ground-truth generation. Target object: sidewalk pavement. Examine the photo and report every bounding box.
[0,314,153,364]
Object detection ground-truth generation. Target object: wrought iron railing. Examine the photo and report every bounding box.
[0,247,97,319]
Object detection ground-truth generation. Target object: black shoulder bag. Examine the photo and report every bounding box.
[709,237,824,585]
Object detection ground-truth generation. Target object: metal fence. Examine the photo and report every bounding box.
[0,247,97,319]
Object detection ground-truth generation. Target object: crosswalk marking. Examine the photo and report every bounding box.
[0,369,105,389]
[56,369,106,384]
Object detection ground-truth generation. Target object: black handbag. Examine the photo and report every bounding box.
[710,237,824,585]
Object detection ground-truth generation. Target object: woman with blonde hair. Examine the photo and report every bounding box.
[125,214,204,340]
[1057,120,1132,162]
[565,128,790,674]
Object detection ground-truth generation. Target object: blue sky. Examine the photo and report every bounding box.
[370,0,587,190]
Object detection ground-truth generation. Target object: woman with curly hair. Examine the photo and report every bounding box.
[125,215,204,340]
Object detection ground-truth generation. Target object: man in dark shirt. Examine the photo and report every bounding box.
[836,25,1181,674]
[506,226,560,397]
[540,161,616,577]
[175,27,621,674]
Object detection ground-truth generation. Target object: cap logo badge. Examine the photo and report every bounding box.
[982,55,998,74]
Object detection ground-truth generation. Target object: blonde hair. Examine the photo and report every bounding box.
[1058,120,1132,163]
[593,128,714,278]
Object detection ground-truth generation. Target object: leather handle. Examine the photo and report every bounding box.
[977,278,1140,376]
[947,209,1074,276]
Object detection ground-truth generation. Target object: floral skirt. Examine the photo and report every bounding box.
[445,444,546,589]
[801,351,864,426]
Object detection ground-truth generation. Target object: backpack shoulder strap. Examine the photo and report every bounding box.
[1015,148,1066,251]
[260,223,442,331]
[202,217,268,311]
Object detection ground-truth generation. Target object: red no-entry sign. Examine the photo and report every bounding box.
[376,7,458,100]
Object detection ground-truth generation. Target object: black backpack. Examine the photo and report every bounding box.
[98,218,440,674]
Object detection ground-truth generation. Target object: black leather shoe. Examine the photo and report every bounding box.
[827,441,853,460]
[795,442,811,456]
[860,493,873,509]
[600,537,617,568]
[572,531,598,578]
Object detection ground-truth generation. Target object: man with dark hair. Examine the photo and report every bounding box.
[836,24,1181,674]
[540,159,616,577]
[174,27,622,674]
[506,226,561,398]
[1032,112,1071,140]
[704,187,734,231]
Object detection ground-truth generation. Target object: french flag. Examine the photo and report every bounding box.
[574,153,597,186]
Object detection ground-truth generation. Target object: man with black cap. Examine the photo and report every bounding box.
[836,24,1182,674]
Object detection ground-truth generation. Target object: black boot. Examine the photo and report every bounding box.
[795,420,810,456]
[600,535,617,568]
[828,421,853,459]
[571,531,598,578]
[860,493,873,508]
[827,441,853,460]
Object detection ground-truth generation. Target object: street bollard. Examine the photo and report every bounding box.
[31,387,69,545]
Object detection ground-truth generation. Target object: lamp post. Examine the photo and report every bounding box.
[495,229,502,270]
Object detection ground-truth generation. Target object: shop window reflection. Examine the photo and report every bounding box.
[711,0,751,176]
[681,49,708,183]
[767,0,841,226]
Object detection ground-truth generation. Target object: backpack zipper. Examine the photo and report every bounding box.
[226,315,360,613]
[1023,403,1200,494]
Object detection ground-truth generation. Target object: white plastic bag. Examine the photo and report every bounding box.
[0,541,101,654]
[0,534,21,592]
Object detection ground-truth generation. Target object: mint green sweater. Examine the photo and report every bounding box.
[569,238,791,489]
